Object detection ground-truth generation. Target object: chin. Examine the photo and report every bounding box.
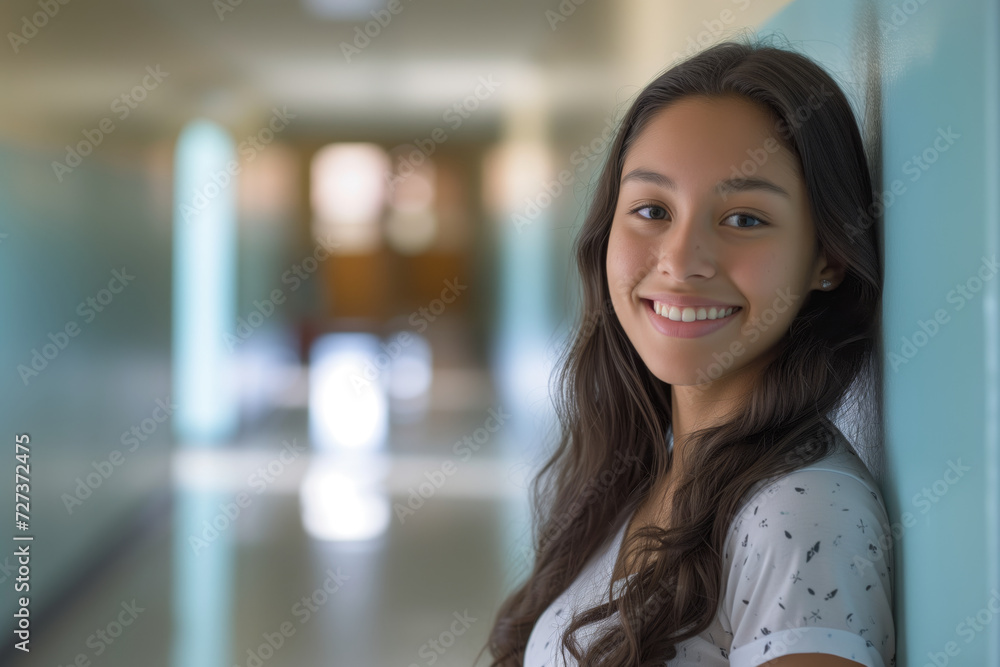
[637,351,731,388]
[636,357,690,386]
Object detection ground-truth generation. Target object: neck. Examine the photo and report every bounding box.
[669,363,761,478]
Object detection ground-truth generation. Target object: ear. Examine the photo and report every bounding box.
[812,245,847,291]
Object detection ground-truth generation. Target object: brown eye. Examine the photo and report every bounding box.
[724,211,769,228]
[629,204,667,220]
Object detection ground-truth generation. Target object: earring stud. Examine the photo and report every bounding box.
[820,279,832,289]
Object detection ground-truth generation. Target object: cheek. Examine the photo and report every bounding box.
[739,261,775,292]
[605,228,627,291]
[606,226,648,294]
[733,252,804,319]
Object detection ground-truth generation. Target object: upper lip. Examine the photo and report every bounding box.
[641,293,741,310]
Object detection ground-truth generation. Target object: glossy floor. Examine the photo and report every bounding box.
[15,383,543,667]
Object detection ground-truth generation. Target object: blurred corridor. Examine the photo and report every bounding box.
[0,2,800,664]
[3,0,1000,665]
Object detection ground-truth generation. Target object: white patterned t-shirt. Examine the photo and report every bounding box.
[523,428,895,667]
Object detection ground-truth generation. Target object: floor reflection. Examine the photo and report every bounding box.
[18,368,537,666]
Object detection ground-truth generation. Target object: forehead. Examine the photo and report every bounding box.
[622,95,803,189]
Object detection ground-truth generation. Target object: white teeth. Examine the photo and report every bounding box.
[653,301,739,322]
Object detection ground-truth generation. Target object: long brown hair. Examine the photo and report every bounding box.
[477,34,884,666]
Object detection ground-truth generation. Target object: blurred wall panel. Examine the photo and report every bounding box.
[232,142,303,421]
[324,252,391,321]
[0,140,173,640]
[316,146,475,331]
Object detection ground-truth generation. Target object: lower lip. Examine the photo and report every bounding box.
[643,300,742,338]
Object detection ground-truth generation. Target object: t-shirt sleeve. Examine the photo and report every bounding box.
[723,468,895,667]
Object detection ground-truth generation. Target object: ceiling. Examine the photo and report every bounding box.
[0,0,795,147]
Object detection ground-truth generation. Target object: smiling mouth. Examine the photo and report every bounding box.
[646,299,742,322]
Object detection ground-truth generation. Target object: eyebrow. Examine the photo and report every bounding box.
[620,168,791,198]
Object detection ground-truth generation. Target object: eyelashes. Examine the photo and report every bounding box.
[725,210,770,228]
[626,201,770,228]
[627,202,667,219]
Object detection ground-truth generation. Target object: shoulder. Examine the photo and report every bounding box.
[725,431,890,555]
[721,433,895,667]
[725,460,893,578]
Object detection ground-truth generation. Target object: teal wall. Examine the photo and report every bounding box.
[762,0,1000,665]
[0,141,173,637]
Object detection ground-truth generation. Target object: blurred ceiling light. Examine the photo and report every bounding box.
[311,142,389,253]
[308,333,388,451]
[301,0,382,20]
[311,143,388,225]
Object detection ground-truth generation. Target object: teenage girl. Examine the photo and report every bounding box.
[477,36,894,667]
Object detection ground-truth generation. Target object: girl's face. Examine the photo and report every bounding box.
[606,94,837,388]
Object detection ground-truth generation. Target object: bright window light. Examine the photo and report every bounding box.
[310,143,389,253]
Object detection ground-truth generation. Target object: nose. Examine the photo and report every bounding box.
[654,209,716,281]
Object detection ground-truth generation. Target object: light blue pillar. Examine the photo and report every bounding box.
[170,119,240,667]
[172,119,240,443]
